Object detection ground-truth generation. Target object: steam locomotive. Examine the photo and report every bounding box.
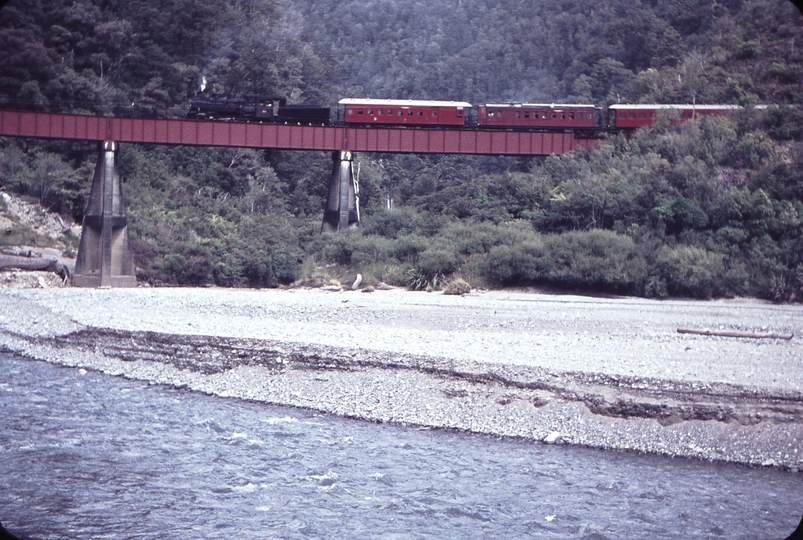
[186,94,330,125]
[187,94,743,131]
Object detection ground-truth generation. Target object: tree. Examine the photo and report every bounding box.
[652,26,687,69]
[590,57,634,102]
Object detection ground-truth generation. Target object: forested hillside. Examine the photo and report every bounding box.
[1,0,802,300]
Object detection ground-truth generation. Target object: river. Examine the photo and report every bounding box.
[1,353,801,539]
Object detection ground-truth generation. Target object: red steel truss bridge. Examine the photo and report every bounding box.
[0,109,600,287]
[0,110,598,156]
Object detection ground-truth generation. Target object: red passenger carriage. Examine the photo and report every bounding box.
[609,104,741,129]
[339,99,472,126]
[477,103,597,129]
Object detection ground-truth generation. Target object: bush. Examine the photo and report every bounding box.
[271,248,302,285]
[390,234,428,262]
[405,248,458,290]
[154,246,214,285]
[349,235,397,266]
[321,232,358,265]
[416,248,458,278]
[444,278,471,295]
[539,230,648,293]
[212,259,245,287]
[770,264,803,303]
[361,207,421,238]
[651,245,725,298]
[437,220,536,256]
[483,241,545,284]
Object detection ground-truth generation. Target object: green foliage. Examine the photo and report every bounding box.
[649,246,725,298]
[1,0,802,302]
[652,27,687,69]
[414,248,458,282]
[484,241,545,284]
[0,139,92,217]
[538,230,647,293]
[360,207,421,239]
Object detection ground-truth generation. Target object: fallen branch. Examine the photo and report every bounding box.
[677,328,794,340]
[0,254,70,281]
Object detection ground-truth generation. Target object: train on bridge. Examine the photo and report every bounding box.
[187,94,743,132]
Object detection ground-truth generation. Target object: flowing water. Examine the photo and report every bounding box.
[0,353,801,539]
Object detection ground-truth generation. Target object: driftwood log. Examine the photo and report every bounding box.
[677,327,794,340]
[0,253,70,281]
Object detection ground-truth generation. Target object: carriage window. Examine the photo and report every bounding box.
[348,109,354,115]
[619,112,626,119]
[418,110,423,116]
[649,112,655,118]
[516,111,521,118]
[524,111,530,118]
[629,112,636,119]
[561,113,566,119]
[432,110,437,116]
[569,112,575,119]
[378,109,383,115]
[457,108,464,117]
[408,110,413,116]
[388,109,393,115]
[551,112,557,118]
[639,112,645,119]
[358,109,364,115]
[368,109,373,115]
[588,112,593,119]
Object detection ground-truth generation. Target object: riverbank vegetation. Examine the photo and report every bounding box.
[0,0,801,300]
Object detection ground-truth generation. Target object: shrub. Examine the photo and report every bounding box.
[444,278,471,295]
[321,233,357,265]
[271,248,302,285]
[361,207,420,238]
[416,248,458,278]
[369,262,413,288]
[154,247,214,286]
[390,234,428,262]
[540,230,647,293]
[771,264,803,303]
[242,251,274,287]
[212,259,245,287]
[349,235,397,265]
[483,241,545,284]
[406,248,457,290]
[652,245,725,298]
[437,220,537,256]
[406,268,444,291]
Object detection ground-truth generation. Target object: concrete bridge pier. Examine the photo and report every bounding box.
[73,141,137,287]
[321,150,360,233]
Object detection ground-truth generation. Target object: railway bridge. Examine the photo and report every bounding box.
[0,110,599,286]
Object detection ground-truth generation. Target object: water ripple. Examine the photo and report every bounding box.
[0,354,801,540]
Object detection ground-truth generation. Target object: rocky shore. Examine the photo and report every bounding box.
[1,286,801,471]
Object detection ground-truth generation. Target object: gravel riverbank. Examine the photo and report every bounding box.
[1,286,801,470]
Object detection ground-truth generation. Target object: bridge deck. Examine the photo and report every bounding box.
[0,110,598,156]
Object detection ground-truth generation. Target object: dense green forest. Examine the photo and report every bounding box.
[1,0,802,300]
